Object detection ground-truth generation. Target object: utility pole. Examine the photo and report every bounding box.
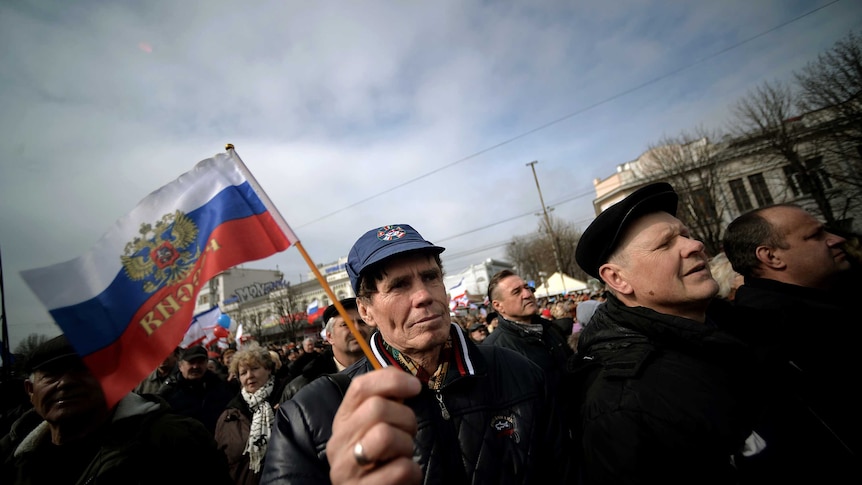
[526,161,567,296]
[0,243,10,379]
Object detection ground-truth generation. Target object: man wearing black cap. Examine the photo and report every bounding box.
[263,224,572,484]
[572,182,762,485]
[485,311,499,332]
[156,344,234,433]
[0,335,231,484]
[280,297,374,401]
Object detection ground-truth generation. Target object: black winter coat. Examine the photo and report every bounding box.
[0,393,231,485]
[724,278,861,483]
[157,370,234,433]
[574,294,760,485]
[261,324,574,484]
[483,315,572,390]
[279,349,338,402]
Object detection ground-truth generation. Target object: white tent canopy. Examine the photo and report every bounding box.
[534,272,587,298]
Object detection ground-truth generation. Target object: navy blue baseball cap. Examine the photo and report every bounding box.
[576,182,678,280]
[347,224,445,294]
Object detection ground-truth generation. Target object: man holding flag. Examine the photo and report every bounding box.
[263,224,573,484]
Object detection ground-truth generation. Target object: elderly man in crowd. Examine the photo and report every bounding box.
[484,270,572,374]
[483,269,573,436]
[133,346,180,395]
[157,344,234,433]
[722,203,860,483]
[262,224,571,484]
[280,297,374,401]
[572,182,761,485]
[0,335,231,484]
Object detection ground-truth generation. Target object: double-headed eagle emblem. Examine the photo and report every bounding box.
[121,211,201,293]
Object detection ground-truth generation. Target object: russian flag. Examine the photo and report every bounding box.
[306,299,324,323]
[20,148,298,407]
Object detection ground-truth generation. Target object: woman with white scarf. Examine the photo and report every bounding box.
[215,343,284,485]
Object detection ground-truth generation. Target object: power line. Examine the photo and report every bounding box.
[443,239,512,262]
[435,186,597,246]
[296,0,840,230]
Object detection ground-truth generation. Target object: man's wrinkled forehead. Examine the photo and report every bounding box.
[616,211,685,250]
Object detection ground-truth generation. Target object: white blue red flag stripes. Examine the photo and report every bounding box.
[181,306,222,348]
[20,148,298,407]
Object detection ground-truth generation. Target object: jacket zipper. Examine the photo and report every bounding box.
[435,390,451,420]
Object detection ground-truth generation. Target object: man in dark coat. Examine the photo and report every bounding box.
[0,335,231,484]
[484,269,573,388]
[157,344,233,433]
[572,182,762,485]
[262,224,572,484]
[723,203,861,483]
[133,346,180,395]
[483,269,574,441]
[280,297,373,401]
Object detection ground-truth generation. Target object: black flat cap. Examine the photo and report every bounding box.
[576,182,678,280]
[28,335,82,372]
[322,298,358,325]
[180,345,208,361]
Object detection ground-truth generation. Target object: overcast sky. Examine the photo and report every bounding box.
[2,0,860,350]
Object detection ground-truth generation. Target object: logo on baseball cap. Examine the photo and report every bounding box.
[347,224,444,294]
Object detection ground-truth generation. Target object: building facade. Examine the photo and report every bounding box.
[444,259,514,306]
[591,109,862,255]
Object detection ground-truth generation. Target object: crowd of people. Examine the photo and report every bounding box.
[450,288,606,353]
[1,183,860,484]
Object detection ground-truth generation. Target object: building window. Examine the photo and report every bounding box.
[747,173,773,207]
[729,179,752,212]
[805,156,832,191]
[688,188,718,223]
[784,165,803,196]
[784,156,832,196]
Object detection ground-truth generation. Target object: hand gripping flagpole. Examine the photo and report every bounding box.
[225,144,382,370]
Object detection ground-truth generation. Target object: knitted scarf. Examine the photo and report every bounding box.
[241,375,275,473]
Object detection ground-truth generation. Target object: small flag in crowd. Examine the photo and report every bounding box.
[180,306,222,348]
[20,148,298,408]
[306,298,324,323]
[448,278,469,309]
[235,323,244,347]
